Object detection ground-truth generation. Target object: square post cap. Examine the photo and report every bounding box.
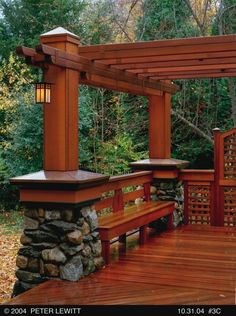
[40,27,80,45]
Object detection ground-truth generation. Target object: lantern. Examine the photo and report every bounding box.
[35,82,51,104]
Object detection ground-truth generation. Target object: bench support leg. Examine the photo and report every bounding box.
[118,233,127,254]
[119,234,126,244]
[167,213,174,230]
[139,225,148,245]
[102,240,110,265]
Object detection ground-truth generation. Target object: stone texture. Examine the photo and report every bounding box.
[18,246,41,258]
[24,209,39,219]
[86,210,98,231]
[31,242,57,249]
[42,220,77,234]
[81,222,90,235]
[61,210,73,222]
[80,206,90,218]
[66,230,82,245]
[28,258,39,272]
[83,259,95,276]
[81,245,92,257]
[90,240,102,257]
[14,202,104,296]
[16,270,42,283]
[94,257,104,269]
[39,259,44,275]
[42,247,67,264]
[24,216,39,230]
[20,234,32,245]
[38,208,45,217]
[60,243,84,256]
[16,255,28,269]
[83,235,93,242]
[44,264,59,277]
[91,231,100,240]
[45,210,61,220]
[60,255,83,281]
[152,180,184,227]
[25,230,58,243]
[77,217,84,226]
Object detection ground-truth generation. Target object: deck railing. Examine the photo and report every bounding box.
[94,171,152,214]
[179,170,215,225]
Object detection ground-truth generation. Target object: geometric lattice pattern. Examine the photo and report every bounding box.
[188,185,211,225]
[224,132,236,179]
[224,186,236,226]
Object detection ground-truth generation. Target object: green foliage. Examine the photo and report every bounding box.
[94,134,147,175]
[137,0,197,40]
[0,0,88,59]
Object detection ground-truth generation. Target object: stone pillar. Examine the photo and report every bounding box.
[150,179,184,229]
[10,170,109,296]
[13,203,103,296]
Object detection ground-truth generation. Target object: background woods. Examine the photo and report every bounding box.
[0,0,236,210]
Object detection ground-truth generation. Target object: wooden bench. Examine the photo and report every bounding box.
[95,171,175,264]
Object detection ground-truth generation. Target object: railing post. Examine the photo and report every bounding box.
[143,182,151,202]
[213,128,223,226]
[183,181,189,225]
[112,188,124,213]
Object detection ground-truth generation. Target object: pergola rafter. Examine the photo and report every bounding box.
[77,34,236,80]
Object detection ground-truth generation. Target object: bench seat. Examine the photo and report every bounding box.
[98,200,175,264]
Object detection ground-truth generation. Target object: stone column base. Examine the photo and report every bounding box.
[13,203,104,297]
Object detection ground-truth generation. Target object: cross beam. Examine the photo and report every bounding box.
[16,45,179,95]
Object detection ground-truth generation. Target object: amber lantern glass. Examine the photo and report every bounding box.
[35,82,51,104]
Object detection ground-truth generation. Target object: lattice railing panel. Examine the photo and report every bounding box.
[224,186,236,226]
[224,132,236,179]
[187,185,211,225]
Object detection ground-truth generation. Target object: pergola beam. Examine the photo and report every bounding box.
[150,71,236,80]
[80,74,163,96]
[78,34,236,54]
[125,58,236,72]
[35,44,178,94]
[106,52,236,68]
[78,42,236,60]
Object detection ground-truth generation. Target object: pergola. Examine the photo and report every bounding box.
[16,27,236,177]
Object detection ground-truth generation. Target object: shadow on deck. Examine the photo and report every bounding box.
[8,225,236,305]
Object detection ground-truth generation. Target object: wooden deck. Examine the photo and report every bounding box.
[8,225,236,305]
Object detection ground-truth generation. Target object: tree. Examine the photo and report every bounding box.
[0,0,88,59]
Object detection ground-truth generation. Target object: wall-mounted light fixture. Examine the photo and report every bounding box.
[35,82,51,104]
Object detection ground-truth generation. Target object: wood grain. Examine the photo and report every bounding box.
[8,225,236,305]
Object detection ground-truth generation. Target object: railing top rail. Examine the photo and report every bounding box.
[99,171,152,194]
[180,169,214,174]
[179,169,215,181]
[109,171,152,183]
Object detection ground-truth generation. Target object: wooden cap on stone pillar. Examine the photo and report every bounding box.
[40,27,80,171]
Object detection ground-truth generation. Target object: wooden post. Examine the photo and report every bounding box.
[40,28,80,171]
[183,181,189,225]
[148,93,171,159]
[213,128,223,226]
[143,182,151,202]
[112,188,124,213]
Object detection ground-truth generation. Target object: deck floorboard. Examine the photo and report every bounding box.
[8,225,236,305]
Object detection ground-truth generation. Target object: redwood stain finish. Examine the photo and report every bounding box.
[149,94,171,159]
[40,31,80,171]
[94,171,174,264]
[8,225,236,305]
